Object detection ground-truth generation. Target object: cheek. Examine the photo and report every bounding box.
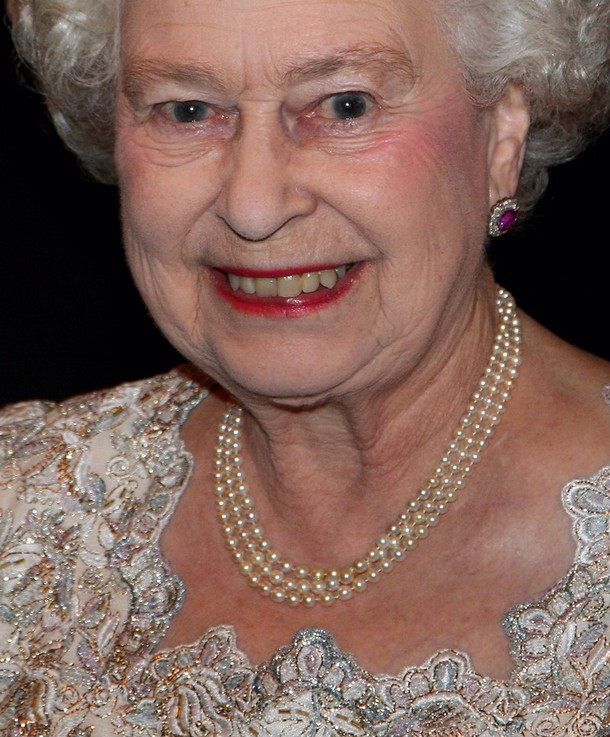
[115,127,214,346]
[116,121,218,261]
[331,112,490,243]
[116,129,165,245]
[388,117,487,202]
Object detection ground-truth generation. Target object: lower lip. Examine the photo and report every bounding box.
[211,265,361,317]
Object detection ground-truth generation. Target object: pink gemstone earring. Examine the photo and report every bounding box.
[488,197,519,237]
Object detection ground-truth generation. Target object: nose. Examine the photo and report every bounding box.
[215,115,317,241]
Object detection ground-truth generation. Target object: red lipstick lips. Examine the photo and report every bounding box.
[212,263,358,317]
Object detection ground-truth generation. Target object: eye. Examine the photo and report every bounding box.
[163,100,212,123]
[324,92,373,120]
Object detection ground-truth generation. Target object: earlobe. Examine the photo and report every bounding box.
[488,83,530,204]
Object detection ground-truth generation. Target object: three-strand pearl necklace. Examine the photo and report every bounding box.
[213,287,521,607]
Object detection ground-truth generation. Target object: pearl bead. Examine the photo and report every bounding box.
[212,288,520,606]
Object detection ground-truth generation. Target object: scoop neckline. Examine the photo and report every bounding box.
[125,371,609,689]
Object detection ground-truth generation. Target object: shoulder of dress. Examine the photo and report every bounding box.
[0,365,208,448]
[0,366,210,511]
[558,383,610,545]
[562,463,610,563]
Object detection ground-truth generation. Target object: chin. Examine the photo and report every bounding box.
[168,322,384,405]
[217,366,346,405]
[202,347,370,406]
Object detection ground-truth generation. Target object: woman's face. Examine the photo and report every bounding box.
[115,0,524,402]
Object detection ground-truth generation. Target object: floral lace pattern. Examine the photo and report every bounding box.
[0,369,609,736]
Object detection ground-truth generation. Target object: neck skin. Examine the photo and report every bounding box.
[189,275,502,567]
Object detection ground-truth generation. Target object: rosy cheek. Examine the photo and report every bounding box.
[350,129,448,198]
[375,111,487,199]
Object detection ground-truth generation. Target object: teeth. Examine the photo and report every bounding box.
[241,276,256,295]
[319,269,337,289]
[254,278,277,297]
[277,274,302,298]
[301,272,320,293]
[227,266,350,297]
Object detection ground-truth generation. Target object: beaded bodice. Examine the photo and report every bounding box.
[0,367,609,736]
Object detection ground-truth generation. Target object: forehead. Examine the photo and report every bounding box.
[119,0,452,81]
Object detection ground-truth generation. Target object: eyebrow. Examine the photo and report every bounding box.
[281,44,418,86]
[122,60,230,104]
[121,43,418,104]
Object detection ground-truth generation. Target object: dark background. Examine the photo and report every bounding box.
[1,14,609,407]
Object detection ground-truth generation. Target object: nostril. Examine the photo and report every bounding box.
[214,134,317,241]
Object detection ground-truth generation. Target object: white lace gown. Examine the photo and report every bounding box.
[0,368,609,736]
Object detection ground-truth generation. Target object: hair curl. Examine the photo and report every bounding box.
[9,0,610,214]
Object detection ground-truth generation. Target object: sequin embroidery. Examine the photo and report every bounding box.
[1,369,609,736]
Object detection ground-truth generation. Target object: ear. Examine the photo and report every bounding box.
[487,83,530,205]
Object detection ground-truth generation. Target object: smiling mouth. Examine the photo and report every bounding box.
[226,264,353,298]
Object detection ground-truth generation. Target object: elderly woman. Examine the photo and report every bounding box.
[2,0,610,734]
